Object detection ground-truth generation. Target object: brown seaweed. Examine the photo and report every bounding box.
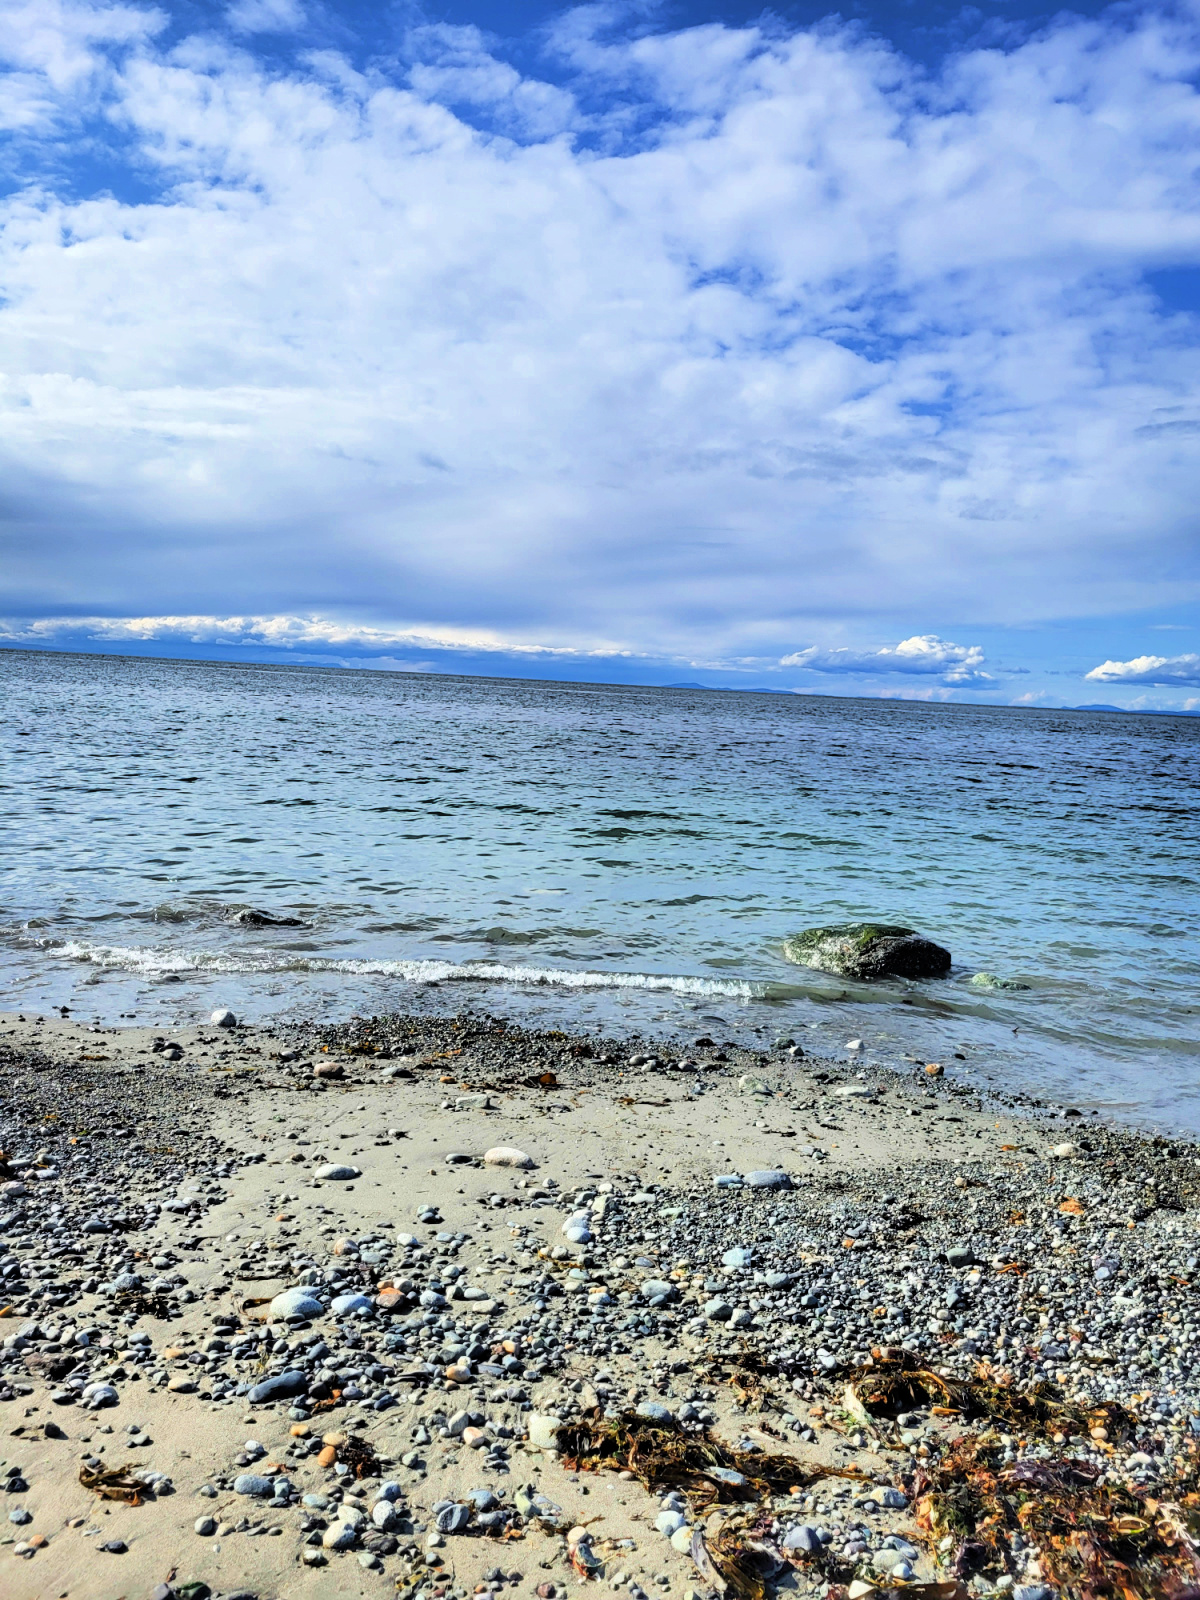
[907,1434,1200,1598]
[79,1461,146,1504]
[557,1413,865,1509]
[846,1347,1132,1441]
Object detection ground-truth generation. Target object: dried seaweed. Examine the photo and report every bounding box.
[339,1434,381,1478]
[113,1287,175,1320]
[701,1345,807,1412]
[908,1434,1200,1599]
[79,1461,146,1504]
[845,1347,1132,1442]
[691,1511,779,1600]
[557,1413,862,1510]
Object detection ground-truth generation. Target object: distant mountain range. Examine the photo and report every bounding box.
[1076,704,1200,716]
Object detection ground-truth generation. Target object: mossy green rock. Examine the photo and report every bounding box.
[969,972,1031,991]
[783,922,951,980]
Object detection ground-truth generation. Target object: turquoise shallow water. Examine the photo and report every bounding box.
[2,649,1198,1128]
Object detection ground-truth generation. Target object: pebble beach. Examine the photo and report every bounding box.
[1,1006,1198,1600]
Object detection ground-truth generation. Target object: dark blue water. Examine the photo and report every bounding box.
[3,649,1198,1128]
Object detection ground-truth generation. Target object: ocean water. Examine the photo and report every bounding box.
[2,649,1198,1129]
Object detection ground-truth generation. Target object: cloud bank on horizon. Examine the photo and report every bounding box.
[0,0,1198,702]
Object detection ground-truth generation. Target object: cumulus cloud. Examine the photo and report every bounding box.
[0,1,1197,664]
[1085,652,1200,686]
[780,635,991,683]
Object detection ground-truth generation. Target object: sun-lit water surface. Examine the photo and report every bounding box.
[2,650,1198,1129]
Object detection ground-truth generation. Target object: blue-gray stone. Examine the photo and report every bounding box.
[783,1525,821,1553]
[639,1280,676,1302]
[233,1474,274,1497]
[270,1288,324,1321]
[743,1170,792,1189]
[331,1293,372,1315]
[247,1370,307,1404]
[435,1503,472,1534]
[635,1400,673,1422]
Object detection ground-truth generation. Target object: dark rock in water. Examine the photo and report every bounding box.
[231,908,308,928]
[783,922,951,980]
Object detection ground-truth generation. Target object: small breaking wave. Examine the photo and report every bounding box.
[50,939,765,1000]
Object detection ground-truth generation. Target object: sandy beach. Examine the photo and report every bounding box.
[0,1007,1196,1600]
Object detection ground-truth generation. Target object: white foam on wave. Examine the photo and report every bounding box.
[52,939,764,1000]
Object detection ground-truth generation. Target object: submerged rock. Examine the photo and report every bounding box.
[230,908,308,927]
[969,972,1031,991]
[783,922,951,980]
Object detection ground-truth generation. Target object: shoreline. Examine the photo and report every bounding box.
[0,1005,1196,1599]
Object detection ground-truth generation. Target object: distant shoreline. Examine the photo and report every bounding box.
[4,642,1198,716]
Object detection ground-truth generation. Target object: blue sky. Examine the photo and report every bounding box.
[0,0,1198,708]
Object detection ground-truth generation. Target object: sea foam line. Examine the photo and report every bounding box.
[52,939,764,1000]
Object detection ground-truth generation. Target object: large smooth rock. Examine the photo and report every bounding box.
[331,1292,372,1315]
[248,1369,308,1404]
[783,922,951,980]
[640,1279,677,1302]
[635,1400,673,1422]
[435,1503,472,1534]
[234,1473,275,1497]
[271,1287,324,1321]
[483,1146,534,1168]
[744,1169,792,1189]
[315,1163,361,1181]
[527,1413,563,1450]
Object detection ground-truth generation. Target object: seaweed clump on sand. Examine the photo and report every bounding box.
[842,1350,1200,1597]
[559,1412,970,1600]
[907,1436,1200,1598]
[844,1347,1133,1442]
[557,1412,838,1506]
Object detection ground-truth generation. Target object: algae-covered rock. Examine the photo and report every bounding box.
[969,972,1031,991]
[783,922,950,980]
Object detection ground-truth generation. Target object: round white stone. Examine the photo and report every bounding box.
[483,1146,534,1168]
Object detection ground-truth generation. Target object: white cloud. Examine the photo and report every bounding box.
[780,634,991,683]
[0,0,160,92]
[225,0,304,35]
[1085,652,1200,685]
[0,613,632,657]
[0,3,1197,661]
